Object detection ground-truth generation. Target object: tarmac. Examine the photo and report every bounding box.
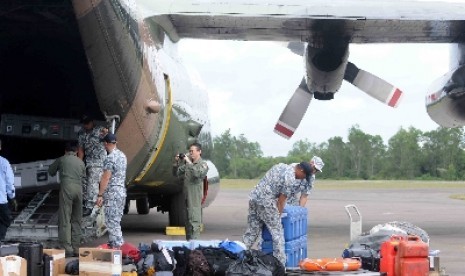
[85,186,465,275]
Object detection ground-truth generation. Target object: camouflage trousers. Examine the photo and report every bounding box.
[83,167,103,209]
[243,199,286,266]
[104,185,126,248]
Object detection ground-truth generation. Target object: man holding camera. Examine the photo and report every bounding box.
[174,142,209,240]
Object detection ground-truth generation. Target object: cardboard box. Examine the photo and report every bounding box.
[0,255,27,276]
[43,249,66,276]
[79,248,122,276]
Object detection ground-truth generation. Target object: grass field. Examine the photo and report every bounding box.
[219,179,465,190]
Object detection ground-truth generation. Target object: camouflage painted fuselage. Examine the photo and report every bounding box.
[72,0,219,208]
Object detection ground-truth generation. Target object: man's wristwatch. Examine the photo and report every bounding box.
[97,194,103,197]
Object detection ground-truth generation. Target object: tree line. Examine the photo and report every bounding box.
[211,126,465,180]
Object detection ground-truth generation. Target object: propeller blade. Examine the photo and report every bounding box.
[344,62,403,108]
[274,78,312,139]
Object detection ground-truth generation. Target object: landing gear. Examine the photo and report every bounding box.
[136,197,150,215]
[169,192,186,226]
[123,199,130,215]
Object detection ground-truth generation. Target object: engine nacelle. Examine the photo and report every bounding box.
[426,65,465,127]
[305,44,349,98]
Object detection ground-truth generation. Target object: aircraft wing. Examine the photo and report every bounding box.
[141,0,465,43]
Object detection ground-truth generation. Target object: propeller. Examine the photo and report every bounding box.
[344,62,403,108]
[274,62,403,139]
[274,78,312,139]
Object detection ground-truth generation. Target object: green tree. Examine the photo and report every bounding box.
[421,127,464,179]
[366,135,386,179]
[385,127,423,179]
[287,138,318,163]
[212,130,263,178]
[347,125,372,178]
[322,137,348,178]
[212,129,235,177]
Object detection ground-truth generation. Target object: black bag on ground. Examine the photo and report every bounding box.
[226,250,284,276]
[173,246,191,276]
[151,243,176,272]
[342,245,379,271]
[65,259,79,275]
[187,249,211,276]
[199,246,239,275]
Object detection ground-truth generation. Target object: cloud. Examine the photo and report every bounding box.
[178,40,450,157]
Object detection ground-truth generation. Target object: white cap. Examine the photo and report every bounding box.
[312,156,324,172]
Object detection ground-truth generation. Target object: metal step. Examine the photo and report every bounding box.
[6,190,59,242]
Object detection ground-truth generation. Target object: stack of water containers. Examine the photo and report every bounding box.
[261,205,307,267]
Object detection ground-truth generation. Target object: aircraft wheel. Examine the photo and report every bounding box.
[169,192,186,226]
[136,197,150,215]
[123,199,130,215]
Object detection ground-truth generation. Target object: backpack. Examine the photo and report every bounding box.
[187,249,211,276]
[199,247,239,276]
[136,253,155,276]
[121,242,141,263]
[150,242,176,272]
[173,246,192,276]
[65,259,79,275]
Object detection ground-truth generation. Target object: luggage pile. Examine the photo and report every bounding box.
[0,240,286,276]
[114,240,283,276]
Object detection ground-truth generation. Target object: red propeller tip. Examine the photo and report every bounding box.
[274,122,294,139]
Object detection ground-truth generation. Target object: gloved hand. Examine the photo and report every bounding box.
[8,199,18,212]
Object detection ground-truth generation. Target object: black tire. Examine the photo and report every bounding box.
[169,192,186,226]
[136,197,150,215]
[123,199,130,215]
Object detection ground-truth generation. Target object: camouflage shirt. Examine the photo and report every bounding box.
[287,174,315,205]
[177,157,209,186]
[103,148,127,187]
[249,163,300,205]
[78,126,107,167]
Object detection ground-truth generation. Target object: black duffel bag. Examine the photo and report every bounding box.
[199,246,239,275]
[226,249,284,276]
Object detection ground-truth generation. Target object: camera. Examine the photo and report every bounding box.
[178,153,186,159]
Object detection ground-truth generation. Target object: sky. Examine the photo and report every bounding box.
[177,40,451,157]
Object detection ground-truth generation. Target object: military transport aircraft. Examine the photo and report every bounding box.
[0,0,465,233]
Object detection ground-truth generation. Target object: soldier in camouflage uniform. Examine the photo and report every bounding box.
[96,133,127,248]
[287,156,324,206]
[77,115,108,215]
[174,142,209,240]
[48,141,85,257]
[242,162,313,266]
